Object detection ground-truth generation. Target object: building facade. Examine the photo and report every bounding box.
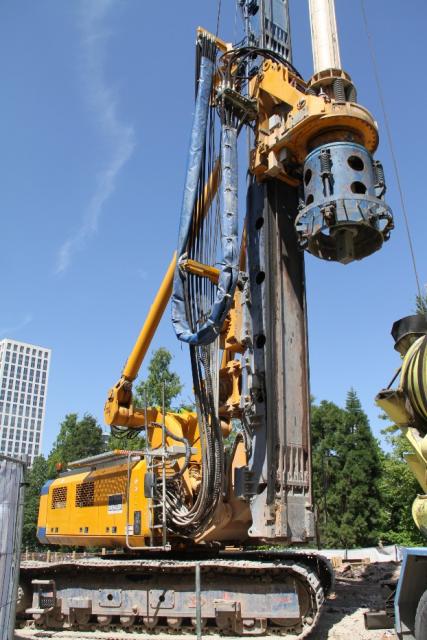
[0,339,51,465]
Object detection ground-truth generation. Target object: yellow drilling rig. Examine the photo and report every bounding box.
[19,0,394,637]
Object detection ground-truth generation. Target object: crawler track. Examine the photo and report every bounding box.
[18,551,333,638]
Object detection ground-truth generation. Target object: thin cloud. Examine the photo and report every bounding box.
[55,0,136,274]
[0,314,33,339]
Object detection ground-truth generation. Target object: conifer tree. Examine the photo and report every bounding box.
[311,390,382,547]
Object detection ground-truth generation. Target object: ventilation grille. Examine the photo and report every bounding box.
[51,486,67,509]
[76,481,95,507]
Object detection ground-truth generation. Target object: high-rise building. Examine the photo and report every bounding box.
[0,339,51,465]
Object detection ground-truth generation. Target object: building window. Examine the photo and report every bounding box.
[4,416,8,426]
[11,354,16,364]
[38,409,42,418]
[18,354,22,364]
[35,434,40,443]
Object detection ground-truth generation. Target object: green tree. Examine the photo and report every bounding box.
[311,390,383,548]
[415,293,427,315]
[134,348,183,410]
[106,348,185,450]
[378,426,424,546]
[311,399,347,546]
[22,455,49,550]
[47,413,105,477]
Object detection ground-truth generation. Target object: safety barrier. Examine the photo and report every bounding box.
[0,453,27,640]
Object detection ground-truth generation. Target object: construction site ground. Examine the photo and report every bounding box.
[15,560,399,640]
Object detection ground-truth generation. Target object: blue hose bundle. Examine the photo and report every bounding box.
[172,43,239,346]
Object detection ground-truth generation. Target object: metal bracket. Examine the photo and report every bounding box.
[214,600,242,632]
[31,579,56,612]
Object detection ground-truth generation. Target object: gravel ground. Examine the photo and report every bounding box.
[314,561,399,639]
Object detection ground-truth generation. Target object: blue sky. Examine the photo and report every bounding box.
[1,1,426,455]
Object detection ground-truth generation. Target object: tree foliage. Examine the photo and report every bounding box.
[415,293,427,316]
[312,390,383,548]
[47,413,105,477]
[134,347,183,411]
[106,348,185,451]
[22,455,49,550]
[378,426,425,546]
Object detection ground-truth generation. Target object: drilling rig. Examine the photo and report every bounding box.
[19,0,393,636]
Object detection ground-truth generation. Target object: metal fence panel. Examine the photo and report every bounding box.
[0,454,27,640]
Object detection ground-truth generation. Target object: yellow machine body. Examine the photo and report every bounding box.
[38,458,150,548]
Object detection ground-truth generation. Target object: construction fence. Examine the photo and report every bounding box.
[0,453,27,640]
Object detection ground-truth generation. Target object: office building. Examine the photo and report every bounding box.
[0,339,51,465]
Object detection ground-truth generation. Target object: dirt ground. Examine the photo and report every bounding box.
[314,561,399,640]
